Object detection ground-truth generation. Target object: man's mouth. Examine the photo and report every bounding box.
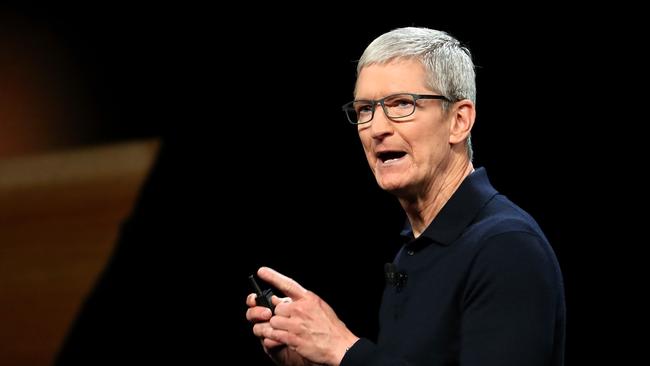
[377,151,407,164]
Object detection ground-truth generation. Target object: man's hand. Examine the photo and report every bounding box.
[252,267,359,366]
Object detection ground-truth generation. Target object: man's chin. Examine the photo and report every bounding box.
[377,178,409,194]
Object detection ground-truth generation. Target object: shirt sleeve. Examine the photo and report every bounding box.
[460,231,563,366]
[341,338,415,366]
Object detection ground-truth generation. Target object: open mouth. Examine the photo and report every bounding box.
[377,151,407,163]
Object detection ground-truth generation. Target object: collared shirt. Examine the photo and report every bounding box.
[343,168,565,366]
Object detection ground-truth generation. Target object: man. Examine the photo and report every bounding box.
[246,27,565,366]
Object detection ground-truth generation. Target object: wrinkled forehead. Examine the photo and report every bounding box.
[354,59,429,99]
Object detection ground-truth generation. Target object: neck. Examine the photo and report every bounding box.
[399,159,474,237]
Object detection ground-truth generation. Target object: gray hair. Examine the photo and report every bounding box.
[357,27,476,159]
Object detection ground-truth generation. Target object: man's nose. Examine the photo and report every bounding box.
[369,103,394,138]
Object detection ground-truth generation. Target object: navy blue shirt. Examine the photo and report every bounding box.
[342,168,565,366]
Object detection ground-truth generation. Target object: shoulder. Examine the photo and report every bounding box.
[468,193,548,246]
[461,198,563,300]
[460,193,561,281]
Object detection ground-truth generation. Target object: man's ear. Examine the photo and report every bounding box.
[449,100,475,145]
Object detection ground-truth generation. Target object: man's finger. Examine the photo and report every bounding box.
[258,267,308,299]
[246,293,257,307]
[271,295,292,306]
[246,306,272,322]
[263,337,285,350]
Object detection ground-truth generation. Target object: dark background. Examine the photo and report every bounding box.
[3,6,640,365]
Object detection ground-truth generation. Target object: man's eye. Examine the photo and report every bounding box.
[386,98,414,108]
[356,104,373,114]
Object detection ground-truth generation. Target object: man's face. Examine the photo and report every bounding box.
[356,59,452,196]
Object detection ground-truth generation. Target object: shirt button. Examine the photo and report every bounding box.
[407,250,415,256]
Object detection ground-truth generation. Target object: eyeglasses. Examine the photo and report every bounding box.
[342,93,450,125]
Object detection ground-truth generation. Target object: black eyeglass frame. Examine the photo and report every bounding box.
[342,93,451,125]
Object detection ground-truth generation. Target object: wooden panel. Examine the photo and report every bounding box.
[0,140,159,366]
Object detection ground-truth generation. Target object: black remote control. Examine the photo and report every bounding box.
[249,274,275,313]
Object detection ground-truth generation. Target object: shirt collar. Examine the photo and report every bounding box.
[399,167,498,247]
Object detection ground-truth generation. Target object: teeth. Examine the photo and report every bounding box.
[384,157,402,163]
